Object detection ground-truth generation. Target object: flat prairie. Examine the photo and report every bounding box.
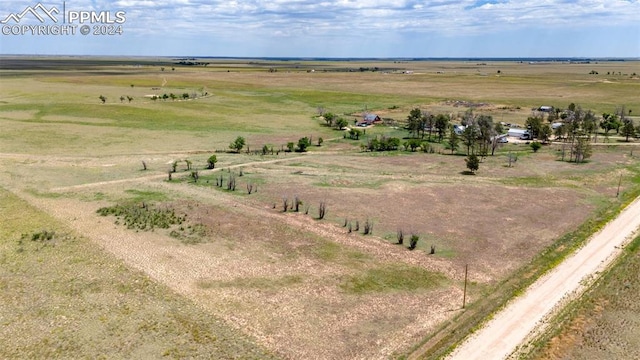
[1,57,639,359]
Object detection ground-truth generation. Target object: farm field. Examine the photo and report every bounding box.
[1,57,640,359]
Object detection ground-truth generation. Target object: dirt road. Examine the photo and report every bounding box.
[446,196,640,360]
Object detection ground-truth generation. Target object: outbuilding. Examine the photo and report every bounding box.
[508,128,530,138]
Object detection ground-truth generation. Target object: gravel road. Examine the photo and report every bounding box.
[446,196,640,360]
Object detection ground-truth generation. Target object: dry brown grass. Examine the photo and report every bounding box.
[0,188,275,359]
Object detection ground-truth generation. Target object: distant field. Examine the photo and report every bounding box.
[1,57,639,359]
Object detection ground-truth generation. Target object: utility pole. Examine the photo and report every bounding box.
[462,264,468,309]
[617,174,623,197]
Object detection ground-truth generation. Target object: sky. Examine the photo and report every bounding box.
[0,0,639,57]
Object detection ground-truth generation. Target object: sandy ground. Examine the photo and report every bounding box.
[445,196,640,360]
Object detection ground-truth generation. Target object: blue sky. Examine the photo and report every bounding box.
[1,0,639,57]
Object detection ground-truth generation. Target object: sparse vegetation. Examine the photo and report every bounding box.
[96,203,207,244]
[3,58,640,360]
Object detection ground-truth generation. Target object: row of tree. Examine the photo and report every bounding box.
[406,108,505,157]
[229,136,321,154]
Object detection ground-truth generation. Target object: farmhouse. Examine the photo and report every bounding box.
[359,113,382,126]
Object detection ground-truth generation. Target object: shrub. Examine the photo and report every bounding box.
[297,137,311,152]
[229,136,246,153]
[207,155,217,169]
[409,234,419,250]
[318,201,327,219]
[465,154,480,174]
[531,141,542,153]
[363,219,373,235]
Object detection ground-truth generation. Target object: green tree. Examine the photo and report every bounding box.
[287,142,295,152]
[554,123,567,141]
[297,137,311,152]
[424,113,436,140]
[573,137,592,163]
[600,113,620,135]
[406,108,423,138]
[539,124,552,143]
[407,138,421,152]
[229,136,246,153]
[335,117,348,130]
[462,125,478,155]
[477,114,494,156]
[448,128,460,154]
[99,95,106,104]
[317,137,324,146]
[465,154,480,174]
[207,155,217,169]
[435,114,450,142]
[348,128,362,140]
[621,120,636,142]
[323,112,335,127]
[525,116,543,139]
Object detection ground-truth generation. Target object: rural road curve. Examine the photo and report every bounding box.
[446,196,640,360]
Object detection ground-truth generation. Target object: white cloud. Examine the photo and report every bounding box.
[0,0,638,56]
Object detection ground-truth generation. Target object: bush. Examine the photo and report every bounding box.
[207,155,217,169]
[297,137,311,152]
[409,234,419,250]
[363,219,373,235]
[530,141,542,153]
[465,154,480,174]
